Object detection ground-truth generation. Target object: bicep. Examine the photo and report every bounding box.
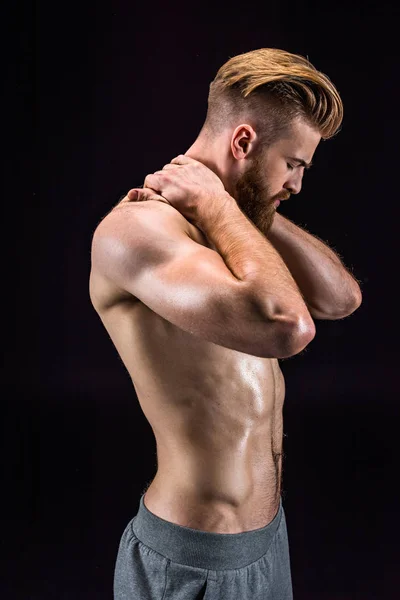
[91,203,293,358]
[91,204,264,354]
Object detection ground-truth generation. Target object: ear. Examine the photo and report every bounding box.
[231,124,257,160]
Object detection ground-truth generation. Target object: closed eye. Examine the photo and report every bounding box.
[287,162,308,174]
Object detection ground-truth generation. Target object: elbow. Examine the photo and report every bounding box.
[340,288,362,318]
[255,294,316,358]
[352,285,363,311]
[321,287,363,320]
[287,313,316,357]
[341,289,363,319]
[275,311,316,358]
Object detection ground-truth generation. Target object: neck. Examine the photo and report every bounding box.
[184,137,234,196]
[184,139,218,172]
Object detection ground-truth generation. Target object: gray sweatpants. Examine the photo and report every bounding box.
[114,493,293,599]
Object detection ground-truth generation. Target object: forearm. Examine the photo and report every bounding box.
[196,194,315,332]
[267,212,362,317]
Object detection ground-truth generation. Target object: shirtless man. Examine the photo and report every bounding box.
[89,48,362,599]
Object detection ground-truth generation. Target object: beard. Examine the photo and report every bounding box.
[233,154,279,235]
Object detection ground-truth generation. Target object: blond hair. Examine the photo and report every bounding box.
[202,48,343,146]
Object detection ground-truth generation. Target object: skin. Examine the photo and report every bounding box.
[89,116,322,533]
[185,116,321,235]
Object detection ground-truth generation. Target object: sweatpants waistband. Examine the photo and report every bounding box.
[131,493,283,570]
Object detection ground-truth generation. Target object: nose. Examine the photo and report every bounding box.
[285,172,303,195]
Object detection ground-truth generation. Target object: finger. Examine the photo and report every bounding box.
[139,188,171,205]
[170,154,193,165]
[126,187,158,201]
[162,163,179,170]
[144,173,161,190]
[127,188,141,200]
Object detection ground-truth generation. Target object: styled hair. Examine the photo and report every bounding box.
[202,48,343,147]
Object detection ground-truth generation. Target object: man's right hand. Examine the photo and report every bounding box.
[126,154,230,226]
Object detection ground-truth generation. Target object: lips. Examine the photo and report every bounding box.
[274,194,290,206]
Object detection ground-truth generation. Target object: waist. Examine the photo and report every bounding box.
[132,492,285,569]
[144,460,282,533]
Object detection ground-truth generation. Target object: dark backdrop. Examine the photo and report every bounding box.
[3,0,399,598]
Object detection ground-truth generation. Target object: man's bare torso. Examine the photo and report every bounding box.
[89,200,286,534]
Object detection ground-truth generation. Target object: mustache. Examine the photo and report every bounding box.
[272,192,291,202]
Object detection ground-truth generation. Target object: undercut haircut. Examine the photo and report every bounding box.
[201,48,343,148]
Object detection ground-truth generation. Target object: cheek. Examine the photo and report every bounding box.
[267,168,286,188]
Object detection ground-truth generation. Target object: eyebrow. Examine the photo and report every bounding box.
[288,157,313,170]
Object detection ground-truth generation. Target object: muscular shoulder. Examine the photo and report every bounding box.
[95,198,191,243]
[90,199,197,312]
[90,199,193,304]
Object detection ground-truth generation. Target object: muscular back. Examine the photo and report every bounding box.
[89,198,286,533]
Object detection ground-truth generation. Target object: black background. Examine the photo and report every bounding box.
[3,0,400,598]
